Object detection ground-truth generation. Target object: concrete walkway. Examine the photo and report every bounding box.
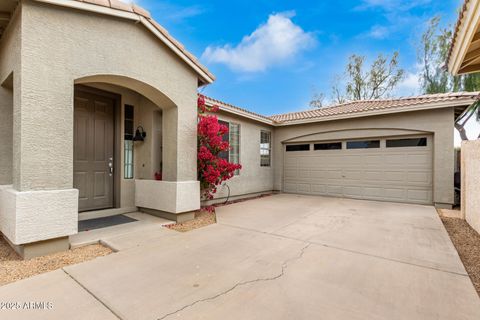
[1,194,479,319]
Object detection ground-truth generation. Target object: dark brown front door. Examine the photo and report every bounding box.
[74,88,115,212]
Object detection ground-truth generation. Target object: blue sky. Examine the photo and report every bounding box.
[136,0,461,116]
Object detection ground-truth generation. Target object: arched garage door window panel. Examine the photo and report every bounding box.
[346,140,380,149]
[386,137,427,148]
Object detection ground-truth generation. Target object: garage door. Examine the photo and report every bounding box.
[283,136,433,204]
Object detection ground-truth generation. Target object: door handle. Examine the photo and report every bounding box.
[109,158,114,176]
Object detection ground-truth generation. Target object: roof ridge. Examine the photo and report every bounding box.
[202,95,274,122]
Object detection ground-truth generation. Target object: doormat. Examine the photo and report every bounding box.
[79,215,137,232]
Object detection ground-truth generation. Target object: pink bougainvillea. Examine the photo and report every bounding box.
[197,95,241,199]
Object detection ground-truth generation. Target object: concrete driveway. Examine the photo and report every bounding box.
[1,194,480,320]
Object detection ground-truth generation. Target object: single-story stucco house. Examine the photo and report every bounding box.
[0,0,478,258]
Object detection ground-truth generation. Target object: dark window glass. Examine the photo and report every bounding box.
[124,105,134,141]
[286,144,310,152]
[386,138,427,148]
[218,120,230,160]
[314,142,342,150]
[346,140,380,149]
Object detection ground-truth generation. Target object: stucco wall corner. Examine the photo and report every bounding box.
[0,185,16,242]
[135,180,200,214]
[1,188,78,245]
[461,140,480,233]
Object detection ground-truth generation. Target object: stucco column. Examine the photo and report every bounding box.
[0,74,78,246]
[162,94,197,182]
[162,107,178,181]
[13,72,75,190]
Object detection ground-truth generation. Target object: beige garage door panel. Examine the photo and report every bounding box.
[284,137,433,204]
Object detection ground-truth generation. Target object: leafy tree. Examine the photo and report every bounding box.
[309,93,325,108]
[419,16,480,140]
[311,52,405,107]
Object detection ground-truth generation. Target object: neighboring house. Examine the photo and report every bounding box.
[0,0,478,258]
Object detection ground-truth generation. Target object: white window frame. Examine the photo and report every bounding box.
[260,130,272,167]
[229,122,241,176]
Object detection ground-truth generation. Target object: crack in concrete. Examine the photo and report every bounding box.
[221,223,469,277]
[62,269,123,320]
[157,243,311,320]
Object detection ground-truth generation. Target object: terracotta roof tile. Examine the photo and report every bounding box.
[70,0,214,82]
[204,92,479,125]
[269,92,480,123]
[203,96,275,123]
[132,4,151,18]
[108,0,132,12]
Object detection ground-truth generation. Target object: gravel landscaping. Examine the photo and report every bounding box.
[0,237,112,286]
[441,217,480,296]
[166,210,216,232]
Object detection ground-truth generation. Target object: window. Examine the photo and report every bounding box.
[346,140,380,149]
[386,137,427,148]
[286,144,310,152]
[124,105,134,179]
[260,131,271,167]
[218,120,241,175]
[229,123,240,175]
[314,142,342,150]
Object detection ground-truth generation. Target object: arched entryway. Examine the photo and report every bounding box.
[73,75,178,213]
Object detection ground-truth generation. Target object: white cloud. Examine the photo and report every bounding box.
[365,25,390,39]
[202,12,316,72]
[393,71,421,97]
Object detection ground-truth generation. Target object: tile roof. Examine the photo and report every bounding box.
[447,0,471,67]
[204,92,479,125]
[68,0,214,83]
[204,96,275,124]
[270,92,480,123]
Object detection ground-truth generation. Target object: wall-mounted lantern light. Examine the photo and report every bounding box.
[133,126,147,142]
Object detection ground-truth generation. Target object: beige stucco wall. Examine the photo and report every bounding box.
[461,140,480,233]
[212,112,275,200]
[0,6,20,186]
[273,108,456,206]
[0,86,13,185]
[18,1,199,192]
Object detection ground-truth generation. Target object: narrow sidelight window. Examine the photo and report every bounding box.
[386,137,427,148]
[286,144,310,152]
[346,140,380,149]
[124,105,134,179]
[260,131,271,167]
